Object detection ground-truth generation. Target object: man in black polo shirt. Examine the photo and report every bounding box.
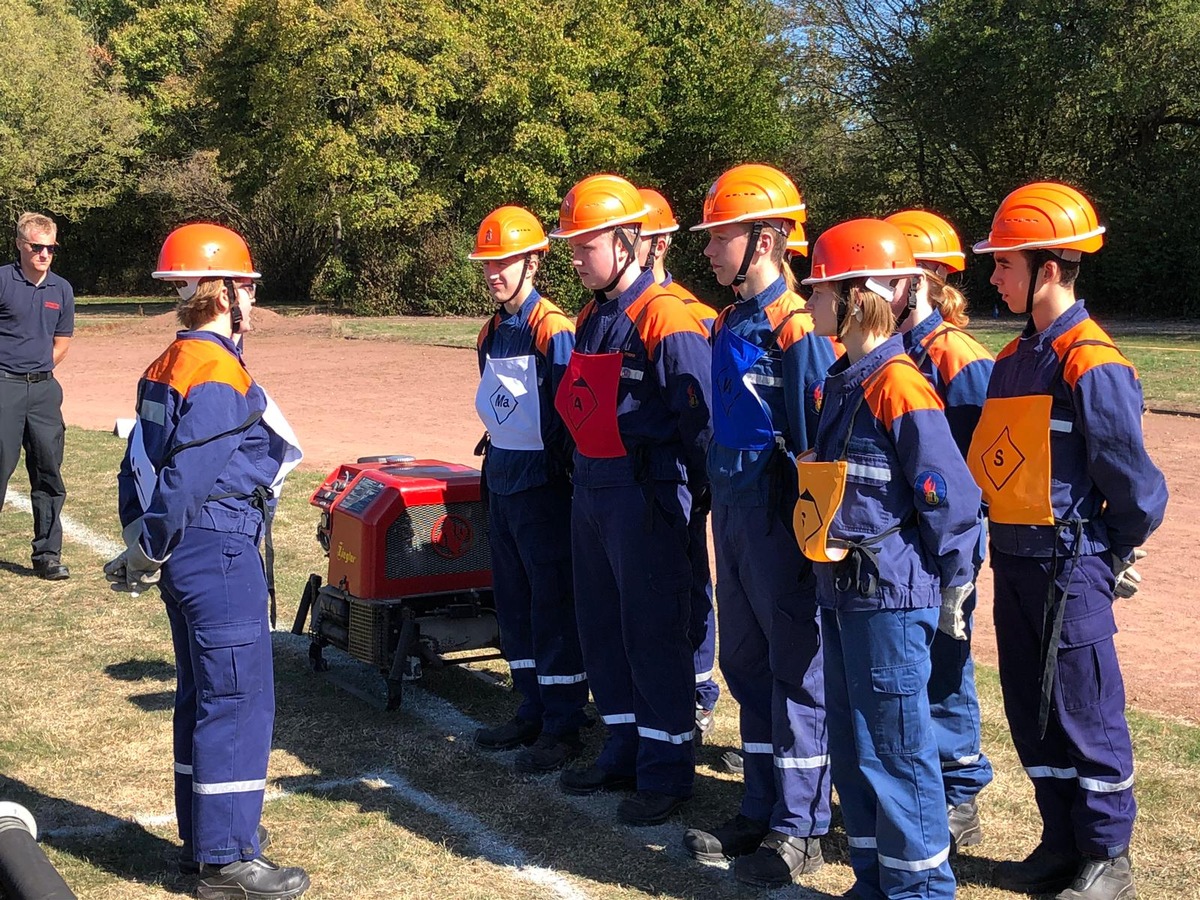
[0,213,74,580]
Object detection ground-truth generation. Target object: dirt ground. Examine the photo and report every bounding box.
[61,311,1200,724]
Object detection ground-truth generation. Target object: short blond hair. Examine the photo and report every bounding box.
[16,212,56,242]
[176,278,225,330]
[840,282,897,341]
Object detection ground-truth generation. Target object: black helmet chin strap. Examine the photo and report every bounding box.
[224,278,244,334]
[644,233,670,270]
[895,277,919,327]
[600,224,642,296]
[835,286,851,336]
[1023,249,1064,318]
[496,254,533,307]
[732,222,764,289]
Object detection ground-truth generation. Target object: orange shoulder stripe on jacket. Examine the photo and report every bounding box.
[626,289,707,357]
[863,355,944,430]
[663,281,716,332]
[765,292,816,352]
[924,326,994,384]
[144,338,252,397]
[530,298,574,356]
[995,336,1021,362]
[476,314,497,351]
[576,299,597,331]
[1052,318,1135,388]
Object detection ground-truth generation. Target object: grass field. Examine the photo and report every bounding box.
[1,429,1198,899]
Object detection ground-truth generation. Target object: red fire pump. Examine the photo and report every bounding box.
[291,456,500,709]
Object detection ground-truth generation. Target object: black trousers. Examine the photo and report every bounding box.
[0,375,66,564]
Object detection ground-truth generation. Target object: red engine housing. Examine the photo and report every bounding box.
[311,459,492,600]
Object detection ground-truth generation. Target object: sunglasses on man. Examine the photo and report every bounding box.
[22,241,59,256]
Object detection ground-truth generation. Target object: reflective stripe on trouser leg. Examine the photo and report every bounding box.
[824,611,882,895]
[687,501,720,710]
[822,607,955,900]
[927,575,994,806]
[490,482,589,732]
[992,552,1136,857]
[713,502,776,822]
[571,485,637,777]
[164,590,196,851]
[164,527,274,866]
[769,567,830,837]
[487,487,543,725]
[574,482,695,796]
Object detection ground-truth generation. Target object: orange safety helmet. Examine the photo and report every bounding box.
[549,174,648,239]
[802,219,924,286]
[639,188,680,237]
[468,206,549,261]
[885,210,965,273]
[152,223,259,299]
[972,182,1104,259]
[690,164,806,231]
[786,222,809,257]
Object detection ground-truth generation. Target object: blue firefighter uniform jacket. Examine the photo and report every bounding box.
[902,309,994,457]
[984,302,1167,559]
[709,277,837,505]
[571,268,713,487]
[117,331,283,549]
[476,290,576,496]
[812,334,980,612]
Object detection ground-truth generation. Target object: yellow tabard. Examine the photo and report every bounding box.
[793,456,850,563]
[967,394,1055,526]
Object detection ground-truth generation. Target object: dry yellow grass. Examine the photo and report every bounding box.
[0,428,1197,899]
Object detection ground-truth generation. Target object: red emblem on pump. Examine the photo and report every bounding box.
[431,514,473,559]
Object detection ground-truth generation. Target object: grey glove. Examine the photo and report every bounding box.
[938,583,973,641]
[103,519,168,597]
[1112,548,1147,600]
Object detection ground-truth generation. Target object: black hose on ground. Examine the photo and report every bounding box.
[0,803,76,900]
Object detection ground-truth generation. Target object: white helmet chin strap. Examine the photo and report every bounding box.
[174,279,200,300]
[863,277,897,302]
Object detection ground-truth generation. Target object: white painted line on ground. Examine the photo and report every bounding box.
[42,771,590,900]
[4,490,123,559]
[2,506,765,896]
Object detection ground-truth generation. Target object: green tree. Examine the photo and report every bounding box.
[0,0,142,221]
[788,0,1200,313]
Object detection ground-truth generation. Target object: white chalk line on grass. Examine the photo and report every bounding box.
[42,770,589,900]
[4,504,591,900]
[5,491,808,896]
[4,490,123,559]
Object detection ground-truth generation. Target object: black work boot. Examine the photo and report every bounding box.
[616,790,688,826]
[1056,852,1135,900]
[948,799,983,851]
[720,750,744,775]
[179,825,271,875]
[196,856,310,899]
[33,559,69,581]
[474,716,541,751]
[515,731,583,774]
[559,764,637,796]
[683,813,769,862]
[994,843,1084,894]
[735,831,824,886]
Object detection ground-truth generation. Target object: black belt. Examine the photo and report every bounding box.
[0,371,52,383]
